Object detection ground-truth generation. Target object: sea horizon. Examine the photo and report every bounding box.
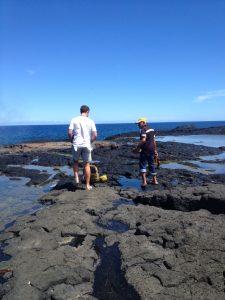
[1,119,225,127]
[0,120,225,146]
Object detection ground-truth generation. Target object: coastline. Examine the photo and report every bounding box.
[0,126,225,299]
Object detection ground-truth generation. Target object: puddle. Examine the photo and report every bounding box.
[161,161,225,174]
[0,175,48,231]
[189,160,225,174]
[118,176,162,191]
[160,162,206,173]
[126,142,135,146]
[0,163,76,231]
[97,219,129,233]
[118,176,143,191]
[2,220,16,232]
[157,135,225,147]
[200,152,225,161]
[0,275,9,284]
[0,243,11,262]
[92,236,141,300]
[11,164,74,178]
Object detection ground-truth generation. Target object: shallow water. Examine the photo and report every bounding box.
[92,236,141,300]
[21,164,74,177]
[118,176,143,190]
[158,141,225,174]
[0,176,46,231]
[160,162,208,174]
[161,160,225,174]
[200,152,225,161]
[189,161,225,174]
[157,135,225,148]
[0,163,77,231]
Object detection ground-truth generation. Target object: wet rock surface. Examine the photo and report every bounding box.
[1,185,225,299]
[0,127,225,299]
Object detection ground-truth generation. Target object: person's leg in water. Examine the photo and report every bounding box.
[148,154,158,185]
[139,152,147,188]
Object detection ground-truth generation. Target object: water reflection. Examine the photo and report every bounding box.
[118,176,142,190]
[161,161,225,174]
[0,163,76,231]
[189,161,225,174]
[0,176,45,230]
[157,135,225,148]
[23,164,74,177]
[200,152,225,161]
[160,162,202,173]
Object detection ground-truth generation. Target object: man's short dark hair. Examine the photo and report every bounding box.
[80,105,90,113]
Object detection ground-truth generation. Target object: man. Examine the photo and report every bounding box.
[133,117,158,188]
[68,105,97,190]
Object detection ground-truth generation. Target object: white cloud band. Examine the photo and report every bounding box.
[194,89,225,103]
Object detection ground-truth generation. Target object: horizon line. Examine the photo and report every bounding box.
[1,120,225,126]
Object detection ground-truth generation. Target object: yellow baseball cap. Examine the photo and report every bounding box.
[136,117,147,124]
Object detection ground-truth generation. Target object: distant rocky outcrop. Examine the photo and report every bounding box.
[105,125,225,140]
[157,125,225,136]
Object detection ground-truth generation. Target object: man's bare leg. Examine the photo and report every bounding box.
[141,172,147,187]
[84,162,92,190]
[73,161,79,184]
[152,175,158,185]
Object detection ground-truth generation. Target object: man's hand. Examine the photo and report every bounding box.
[132,148,140,154]
[154,150,158,158]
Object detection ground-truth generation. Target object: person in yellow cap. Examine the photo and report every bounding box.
[133,117,158,188]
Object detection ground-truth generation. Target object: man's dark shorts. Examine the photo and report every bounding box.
[72,146,92,163]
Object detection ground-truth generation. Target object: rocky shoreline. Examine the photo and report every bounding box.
[105,124,225,140]
[0,126,225,299]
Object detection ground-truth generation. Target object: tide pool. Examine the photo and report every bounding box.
[157,135,225,148]
[0,176,44,231]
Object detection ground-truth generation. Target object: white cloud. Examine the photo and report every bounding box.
[194,89,225,103]
[26,69,35,76]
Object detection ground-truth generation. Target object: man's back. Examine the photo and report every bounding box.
[69,115,96,147]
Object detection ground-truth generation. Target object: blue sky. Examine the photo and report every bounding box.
[0,0,225,125]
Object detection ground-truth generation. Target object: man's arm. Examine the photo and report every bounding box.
[133,137,146,153]
[91,130,97,143]
[68,129,73,143]
[154,136,158,156]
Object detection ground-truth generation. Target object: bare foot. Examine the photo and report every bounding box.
[151,180,158,185]
[86,186,93,190]
[141,183,148,190]
[141,183,147,188]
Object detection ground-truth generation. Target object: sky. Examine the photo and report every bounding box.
[0,0,225,125]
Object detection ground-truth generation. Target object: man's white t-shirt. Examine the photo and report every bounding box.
[69,115,97,148]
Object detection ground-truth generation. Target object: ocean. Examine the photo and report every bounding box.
[1,120,225,145]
